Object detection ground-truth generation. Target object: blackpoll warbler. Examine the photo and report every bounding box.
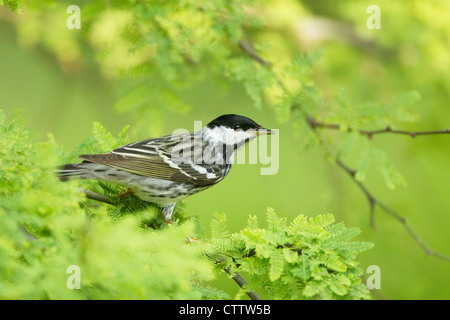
[57,114,274,223]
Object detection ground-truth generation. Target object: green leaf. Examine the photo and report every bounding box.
[117,125,130,146]
[291,256,311,281]
[303,281,325,298]
[225,57,274,109]
[247,215,259,229]
[282,248,298,264]
[274,93,294,123]
[269,250,284,281]
[327,278,348,296]
[266,207,286,233]
[318,253,347,272]
[210,212,233,250]
[114,85,149,113]
[313,214,335,228]
[323,223,361,244]
[92,122,118,151]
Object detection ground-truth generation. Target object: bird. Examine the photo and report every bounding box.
[56,114,274,223]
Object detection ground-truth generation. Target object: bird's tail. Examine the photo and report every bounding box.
[55,163,91,181]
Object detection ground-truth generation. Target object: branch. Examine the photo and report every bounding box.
[334,158,450,262]
[237,40,450,262]
[239,39,270,66]
[78,188,114,205]
[209,253,263,300]
[224,266,263,300]
[307,116,450,261]
[306,116,450,139]
[2,207,38,241]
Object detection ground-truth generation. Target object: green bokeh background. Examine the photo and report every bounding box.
[0,0,449,299]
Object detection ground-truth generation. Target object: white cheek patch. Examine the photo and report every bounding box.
[205,127,255,147]
[201,127,257,165]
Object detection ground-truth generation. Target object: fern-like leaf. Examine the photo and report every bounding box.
[269,250,284,281]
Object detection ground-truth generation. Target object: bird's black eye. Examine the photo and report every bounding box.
[237,123,252,131]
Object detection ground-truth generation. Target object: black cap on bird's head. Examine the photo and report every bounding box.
[206,114,274,135]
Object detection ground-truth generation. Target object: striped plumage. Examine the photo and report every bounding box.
[57,114,273,222]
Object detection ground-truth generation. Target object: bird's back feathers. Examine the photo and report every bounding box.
[58,131,231,186]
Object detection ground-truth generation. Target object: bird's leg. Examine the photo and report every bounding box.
[117,188,134,197]
[162,203,176,224]
[186,237,199,244]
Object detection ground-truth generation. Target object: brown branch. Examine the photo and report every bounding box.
[224,266,263,300]
[78,188,114,205]
[210,253,263,300]
[335,158,450,262]
[307,115,450,261]
[238,38,450,262]
[237,38,450,139]
[306,116,450,139]
[239,39,270,66]
[2,206,38,241]
[305,117,450,261]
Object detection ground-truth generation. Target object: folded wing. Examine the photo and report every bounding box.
[80,133,224,186]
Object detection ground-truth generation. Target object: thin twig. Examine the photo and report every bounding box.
[2,206,38,241]
[239,39,270,66]
[331,160,378,229]
[238,39,450,262]
[79,188,114,205]
[239,39,295,99]
[307,116,450,261]
[224,266,263,300]
[207,253,263,300]
[335,158,450,262]
[306,116,450,139]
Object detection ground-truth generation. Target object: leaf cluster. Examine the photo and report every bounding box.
[0,111,213,299]
[207,209,373,299]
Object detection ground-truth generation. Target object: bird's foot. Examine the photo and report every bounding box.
[163,216,173,224]
[161,203,176,224]
[186,237,199,244]
[117,188,134,197]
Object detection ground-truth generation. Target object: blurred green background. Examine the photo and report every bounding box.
[0,0,449,299]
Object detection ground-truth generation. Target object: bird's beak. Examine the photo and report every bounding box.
[256,128,275,136]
